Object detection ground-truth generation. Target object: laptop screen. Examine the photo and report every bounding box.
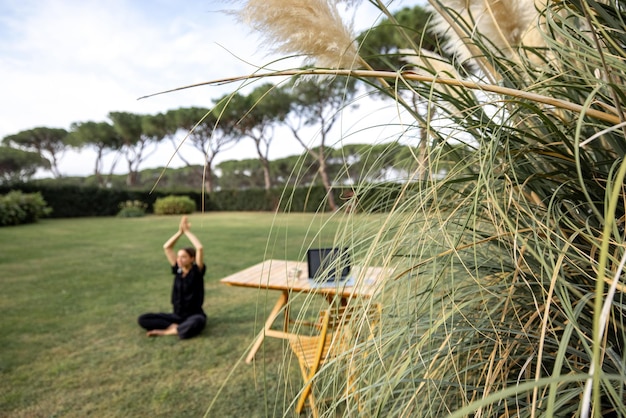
[307,248,351,282]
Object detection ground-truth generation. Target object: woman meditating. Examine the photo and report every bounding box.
[138,215,206,339]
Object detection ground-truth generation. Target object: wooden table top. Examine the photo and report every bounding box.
[220,259,388,298]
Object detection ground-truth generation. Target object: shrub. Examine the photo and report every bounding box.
[0,191,51,226]
[117,200,148,218]
[153,195,196,215]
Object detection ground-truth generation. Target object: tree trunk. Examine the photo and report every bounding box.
[49,155,62,178]
[251,136,273,190]
[94,148,104,187]
[169,137,193,166]
[94,166,103,187]
[318,156,337,211]
[204,165,214,193]
[126,170,139,187]
[106,153,120,187]
[261,157,271,190]
[289,122,337,210]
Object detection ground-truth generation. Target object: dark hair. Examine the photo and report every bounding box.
[182,247,196,258]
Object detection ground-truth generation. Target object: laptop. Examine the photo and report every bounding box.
[307,247,351,283]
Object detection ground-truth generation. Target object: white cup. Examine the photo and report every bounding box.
[289,267,302,280]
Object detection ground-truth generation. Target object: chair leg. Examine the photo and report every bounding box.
[307,391,319,418]
[295,361,319,417]
[295,362,312,415]
[296,379,317,417]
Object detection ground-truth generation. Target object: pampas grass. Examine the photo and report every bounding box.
[428,0,549,80]
[239,0,361,69]
[430,0,546,52]
[194,0,626,416]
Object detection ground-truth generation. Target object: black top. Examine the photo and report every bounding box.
[170,263,206,319]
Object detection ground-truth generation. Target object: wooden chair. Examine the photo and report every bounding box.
[281,303,381,417]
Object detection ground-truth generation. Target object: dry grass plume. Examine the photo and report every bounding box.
[239,0,361,69]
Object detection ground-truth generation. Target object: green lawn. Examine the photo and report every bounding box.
[0,212,346,417]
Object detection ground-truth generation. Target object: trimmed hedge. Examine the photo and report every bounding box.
[0,184,213,218]
[0,182,409,218]
[212,186,330,212]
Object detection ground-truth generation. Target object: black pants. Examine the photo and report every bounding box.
[138,312,206,339]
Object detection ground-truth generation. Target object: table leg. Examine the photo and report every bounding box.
[245,291,289,364]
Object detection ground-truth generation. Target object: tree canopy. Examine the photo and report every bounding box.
[69,120,122,186]
[2,127,70,178]
[0,5,443,197]
[0,146,50,184]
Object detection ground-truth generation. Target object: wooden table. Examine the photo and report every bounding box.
[220,259,387,363]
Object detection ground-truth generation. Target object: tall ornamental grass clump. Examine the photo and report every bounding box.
[190,0,626,416]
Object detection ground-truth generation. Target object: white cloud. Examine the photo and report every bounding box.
[0,1,256,135]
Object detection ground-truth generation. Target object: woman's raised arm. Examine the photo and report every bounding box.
[163,220,184,266]
[180,216,204,269]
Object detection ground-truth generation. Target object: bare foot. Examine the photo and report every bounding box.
[146,323,179,337]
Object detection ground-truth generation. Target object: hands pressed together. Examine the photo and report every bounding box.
[179,215,191,233]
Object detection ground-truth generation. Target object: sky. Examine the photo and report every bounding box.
[0,0,421,177]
